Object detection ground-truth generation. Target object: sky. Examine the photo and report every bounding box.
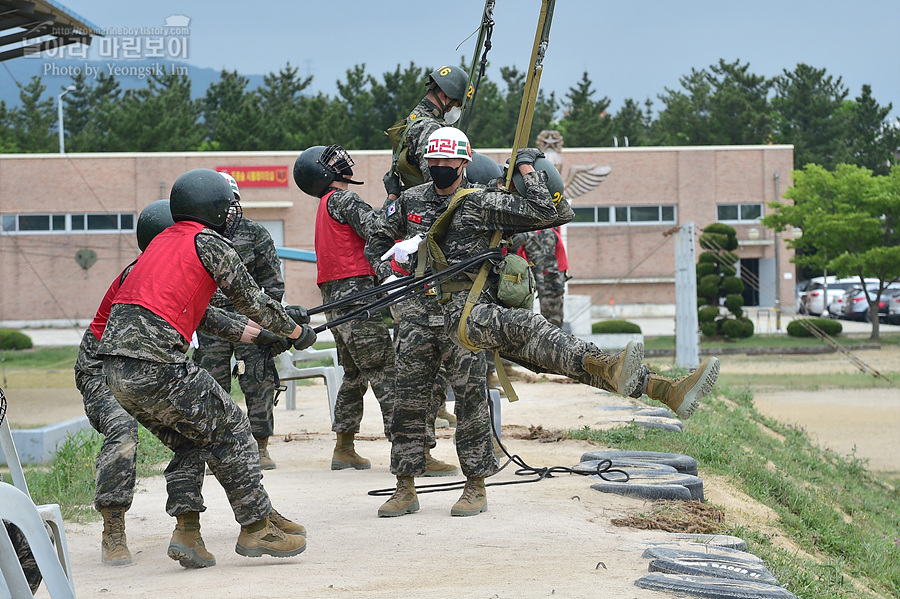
[44,0,900,119]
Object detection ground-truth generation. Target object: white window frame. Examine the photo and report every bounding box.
[717,202,763,224]
[568,204,677,227]
[1,212,137,235]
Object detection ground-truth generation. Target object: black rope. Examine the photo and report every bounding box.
[0,387,6,426]
[367,393,629,497]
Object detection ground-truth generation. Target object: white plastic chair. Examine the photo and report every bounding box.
[0,414,75,597]
[0,484,75,598]
[277,347,344,423]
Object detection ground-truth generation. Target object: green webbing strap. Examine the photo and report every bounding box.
[454,229,500,351]
[493,352,519,402]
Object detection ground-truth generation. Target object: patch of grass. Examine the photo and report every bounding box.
[24,425,172,522]
[643,332,898,351]
[568,386,900,598]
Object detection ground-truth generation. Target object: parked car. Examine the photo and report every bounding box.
[879,288,900,323]
[841,283,900,322]
[887,291,900,325]
[801,277,876,317]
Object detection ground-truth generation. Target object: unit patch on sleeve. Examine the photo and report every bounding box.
[407,213,422,224]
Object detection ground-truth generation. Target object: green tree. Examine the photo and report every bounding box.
[611,97,652,147]
[706,59,773,145]
[470,66,557,150]
[336,64,380,150]
[844,84,899,176]
[696,223,753,339]
[201,69,263,151]
[369,62,431,143]
[557,72,612,147]
[763,163,900,339]
[255,63,313,151]
[65,71,122,152]
[10,76,56,152]
[106,70,203,152]
[772,63,849,170]
[0,100,19,152]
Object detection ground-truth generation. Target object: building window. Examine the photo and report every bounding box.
[569,205,676,226]
[0,213,137,235]
[717,203,763,223]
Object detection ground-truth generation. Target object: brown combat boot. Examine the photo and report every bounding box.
[436,403,457,428]
[423,447,459,477]
[100,507,132,566]
[256,435,277,470]
[331,432,371,470]
[377,476,419,517]
[167,511,216,568]
[236,516,306,558]
[646,358,720,419]
[268,509,307,537]
[451,477,487,517]
[582,340,644,396]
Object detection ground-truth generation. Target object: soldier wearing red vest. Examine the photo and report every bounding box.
[513,227,568,328]
[293,145,396,471]
[98,169,313,568]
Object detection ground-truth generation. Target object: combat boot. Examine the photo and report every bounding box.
[167,511,216,568]
[451,477,487,517]
[268,509,307,537]
[255,435,276,470]
[436,403,457,428]
[582,340,644,396]
[331,432,371,470]
[377,476,419,517]
[423,447,459,477]
[235,516,306,558]
[646,358,720,420]
[100,507,131,566]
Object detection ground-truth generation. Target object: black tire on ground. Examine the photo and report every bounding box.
[580,450,699,476]
[642,544,765,565]
[648,556,779,585]
[672,534,748,551]
[634,573,799,598]
[573,460,677,476]
[590,481,692,501]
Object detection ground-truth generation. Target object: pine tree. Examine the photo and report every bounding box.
[558,72,613,147]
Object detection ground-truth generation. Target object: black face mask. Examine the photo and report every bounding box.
[429,165,460,189]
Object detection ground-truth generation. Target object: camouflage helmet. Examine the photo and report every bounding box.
[136,199,174,251]
[293,146,333,197]
[428,65,470,103]
[169,168,242,238]
[466,151,503,184]
[512,157,566,203]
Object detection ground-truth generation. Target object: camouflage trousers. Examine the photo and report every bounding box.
[193,331,276,438]
[75,370,138,510]
[103,356,271,525]
[1,473,42,593]
[538,292,564,329]
[445,294,616,394]
[328,308,395,437]
[390,319,496,478]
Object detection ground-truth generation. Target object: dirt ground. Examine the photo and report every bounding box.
[5,347,897,598]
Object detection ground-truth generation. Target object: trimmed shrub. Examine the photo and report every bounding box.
[0,329,33,350]
[786,318,843,337]
[721,276,745,295]
[696,262,716,277]
[592,320,642,334]
[698,305,720,323]
[724,294,744,313]
[701,322,718,337]
[721,317,753,339]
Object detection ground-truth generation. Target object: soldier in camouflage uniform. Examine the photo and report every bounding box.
[368,128,497,518]
[377,129,722,518]
[383,64,470,201]
[512,227,567,328]
[98,169,313,568]
[193,173,285,470]
[292,145,395,470]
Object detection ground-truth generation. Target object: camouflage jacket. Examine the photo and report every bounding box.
[404,98,446,185]
[366,177,482,327]
[210,217,284,311]
[318,188,380,307]
[511,227,564,292]
[98,228,297,363]
[439,171,574,283]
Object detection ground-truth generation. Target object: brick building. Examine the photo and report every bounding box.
[0,145,794,326]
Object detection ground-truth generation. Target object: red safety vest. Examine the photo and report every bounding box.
[89,262,136,341]
[315,189,376,285]
[516,227,569,272]
[113,221,218,341]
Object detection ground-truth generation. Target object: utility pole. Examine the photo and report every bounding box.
[57,85,76,154]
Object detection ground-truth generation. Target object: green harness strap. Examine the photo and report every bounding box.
[424,187,519,401]
[386,116,425,189]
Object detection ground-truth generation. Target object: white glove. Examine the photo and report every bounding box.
[381,274,403,295]
[380,233,424,263]
[189,331,199,350]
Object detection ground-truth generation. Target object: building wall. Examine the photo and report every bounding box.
[0,145,794,325]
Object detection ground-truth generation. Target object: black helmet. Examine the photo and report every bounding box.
[169,168,242,238]
[512,157,566,203]
[293,145,362,197]
[136,199,174,251]
[466,151,503,184]
[428,65,469,103]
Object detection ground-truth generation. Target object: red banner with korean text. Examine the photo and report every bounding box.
[216,166,290,187]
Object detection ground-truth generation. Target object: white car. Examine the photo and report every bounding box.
[801,277,878,317]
